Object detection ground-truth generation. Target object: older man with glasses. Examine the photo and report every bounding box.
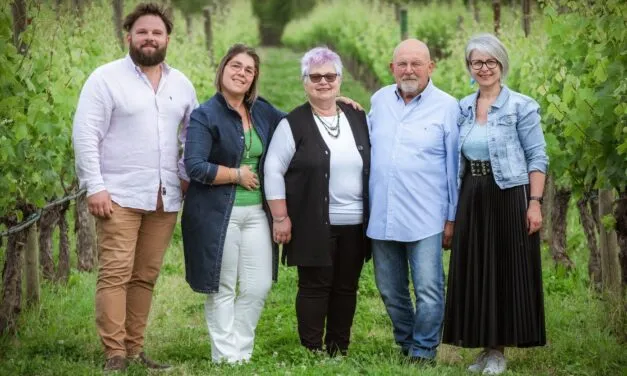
[367,38,459,365]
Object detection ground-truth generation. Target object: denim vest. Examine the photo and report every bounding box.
[458,86,548,190]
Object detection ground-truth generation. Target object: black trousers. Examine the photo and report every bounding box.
[296,224,366,356]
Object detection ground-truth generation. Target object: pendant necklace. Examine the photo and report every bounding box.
[244,109,253,158]
[313,105,341,138]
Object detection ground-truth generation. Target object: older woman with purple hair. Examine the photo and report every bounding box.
[264,47,371,357]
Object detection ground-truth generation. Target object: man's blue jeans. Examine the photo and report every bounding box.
[372,233,444,359]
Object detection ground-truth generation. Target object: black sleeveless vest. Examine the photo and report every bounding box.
[283,101,371,266]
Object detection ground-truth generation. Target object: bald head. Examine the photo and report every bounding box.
[389,39,434,101]
[392,39,431,63]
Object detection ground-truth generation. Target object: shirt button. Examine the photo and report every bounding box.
[324,173,328,178]
[324,197,328,202]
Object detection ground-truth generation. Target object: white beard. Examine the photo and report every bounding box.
[399,80,419,95]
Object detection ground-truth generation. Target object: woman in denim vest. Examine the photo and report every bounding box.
[442,33,548,375]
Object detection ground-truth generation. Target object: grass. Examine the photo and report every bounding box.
[1,48,625,375]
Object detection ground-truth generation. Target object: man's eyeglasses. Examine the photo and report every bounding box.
[307,73,339,83]
[228,62,255,78]
[470,59,499,70]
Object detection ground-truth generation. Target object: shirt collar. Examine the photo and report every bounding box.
[466,85,511,111]
[394,79,434,103]
[124,54,171,77]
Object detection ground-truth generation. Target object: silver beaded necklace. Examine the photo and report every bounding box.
[313,105,341,138]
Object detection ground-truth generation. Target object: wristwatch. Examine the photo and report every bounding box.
[529,196,543,204]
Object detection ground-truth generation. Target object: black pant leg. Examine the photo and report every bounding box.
[296,228,336,352]
[325,224,366,355]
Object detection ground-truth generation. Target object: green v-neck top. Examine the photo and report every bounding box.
[234,127,263,206]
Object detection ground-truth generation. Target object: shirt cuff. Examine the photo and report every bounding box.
[86,184,107,197]
[447,204,457,221]
[265,194,286,200]
[178,169,190,182]
[527,160,548,174]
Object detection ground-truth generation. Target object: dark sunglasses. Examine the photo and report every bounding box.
[307,73,338,83]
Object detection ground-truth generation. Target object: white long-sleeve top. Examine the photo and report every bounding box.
[72,55,197,212]
[264,114,363,225]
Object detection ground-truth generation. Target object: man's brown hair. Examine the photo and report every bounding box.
[123,3,173,34]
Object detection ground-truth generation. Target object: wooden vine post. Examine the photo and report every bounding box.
[522,0,531,37]
[577,193,602,288]
[75,192,96,272]
[1,0,28,335]
[0,230,27,333]
[39,207,60,280]
[203,7,214,66]
[472,0,480,23]
[541,175,554,246]
[112,0,124,51]
[25,224,40,306]
[55,203,71,283]
[550,186,575,270]
[11,0,27,54]
[492,0,501,36]
[598,189,621,294]
[399,8,408,41]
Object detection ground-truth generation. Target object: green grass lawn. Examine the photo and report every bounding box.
[1,48,625,375]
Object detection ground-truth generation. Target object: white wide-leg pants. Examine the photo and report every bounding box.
[204,204,273,363]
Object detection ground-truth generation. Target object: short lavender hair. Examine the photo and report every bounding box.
[300,47,343,81]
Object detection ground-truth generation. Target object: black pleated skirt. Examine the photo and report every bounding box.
[442,172,546,348]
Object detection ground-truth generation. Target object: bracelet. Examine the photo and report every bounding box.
[273,216,288,223]
[235,168,241,184]
[529,196,543,204]
[229,168,236,184]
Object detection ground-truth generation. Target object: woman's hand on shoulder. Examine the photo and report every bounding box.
[336,96,363,111]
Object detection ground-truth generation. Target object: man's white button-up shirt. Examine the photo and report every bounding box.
[72,55,197,212]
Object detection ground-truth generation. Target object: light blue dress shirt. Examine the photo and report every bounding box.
[367,81,459,242]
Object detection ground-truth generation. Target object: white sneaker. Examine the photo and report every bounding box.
[482,350,507,375]
[467,349,489,373]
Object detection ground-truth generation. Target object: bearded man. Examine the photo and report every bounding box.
[72,3,197,372]
[367,39,459,365]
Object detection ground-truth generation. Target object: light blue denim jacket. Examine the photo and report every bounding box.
[458,86,548,189]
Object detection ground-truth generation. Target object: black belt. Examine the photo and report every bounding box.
[468,160,492,176]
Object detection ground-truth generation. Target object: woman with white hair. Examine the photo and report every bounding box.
[442,33,548,374]
[264,47,371,357]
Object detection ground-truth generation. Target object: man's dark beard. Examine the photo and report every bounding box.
[129,42,167,67]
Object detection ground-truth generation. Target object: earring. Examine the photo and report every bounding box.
[469,77,476,86]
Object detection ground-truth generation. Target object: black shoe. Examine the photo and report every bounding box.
[408,356,436,367]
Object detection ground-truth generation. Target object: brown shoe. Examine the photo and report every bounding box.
[104,355,128,372]
[127,352,171,370]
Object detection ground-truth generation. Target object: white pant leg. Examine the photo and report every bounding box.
[204,206,243,363]
[233,205,273,361]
